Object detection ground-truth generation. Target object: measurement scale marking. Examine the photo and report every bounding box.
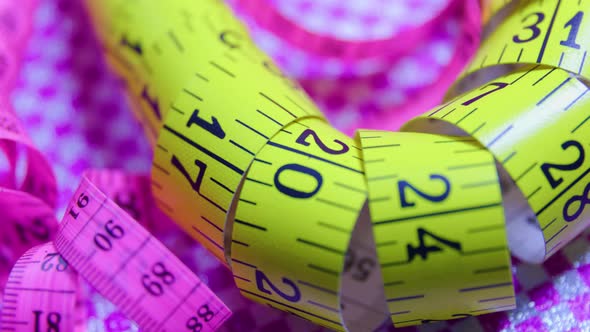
[537,77,571,105]
[316,197,360,212]
[462,246,507,256]
[229,139,255,155]
[238,288,341,325]
[571,114,590,133]
[447,161,490,170]
[267,141,363,174]
[387,294,425,302]
[209,61,235,77]
[532,68,556,86]
[235,119,269,139]
[578,50,587,74]
[307,300,339,313]
[163,125,244,174]
[192,226,224,250]
[256,109,284,126]
[510,65,540,84]
[487,125,513,147]
[259,92,296,117]
[459,282,512,292]
[545,224,568,244]
[168,30,184,52]
[514,162,538,182]
[479,296,514,303]
[536,0,562,62]
[374,202,501,225]
[564,89,589,110]
[536,166,590,215]
[235,219,267,231]
[210,177,234,194]
[182,88,203,101]
[307,264,339,276]
[469,304,515,313]
[296,238,345,255]
[333,182,365,193]
[363,143,401,149]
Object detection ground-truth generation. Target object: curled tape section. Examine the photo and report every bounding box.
[0,0,58,295]
[81,0,590,330]
[459,0,590,90]
[1,243,84,332]
[406,64,590,263]
[55,175,231,331]
[1,172,232,332]
[359,131,511,326]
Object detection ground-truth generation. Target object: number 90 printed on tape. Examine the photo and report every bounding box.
[79,0,590,330]
[1,172,232,332]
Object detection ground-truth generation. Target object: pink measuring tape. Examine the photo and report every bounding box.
[1,167,232,332]
[228,0,484,136]
[233,0,481,62]
[0,1,231,331]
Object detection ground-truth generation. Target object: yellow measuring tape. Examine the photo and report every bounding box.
[481,0,513,24]
[83,0,590,330]
[465,0,590,80]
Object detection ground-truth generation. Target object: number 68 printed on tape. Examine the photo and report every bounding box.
[82,0,590,331]
[1,173,232,332]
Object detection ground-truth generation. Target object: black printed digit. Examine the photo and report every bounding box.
[14,218,50,244]
[540,140,584,189]
[513,12,545,43]
[219,30,242,48]
[274,163,323,199]
[41,253,68,272]
[171,155,207,194]
[563,182,590,222]
[560,11,584,49]
[296,129,349,155]
[93,220,125,251]
[255,270,301,302]
[406,228,462,261]
[197,304,215,322]
[343,249,375,282]
[33,310,61,332]
[68,193,89,219]
[142,261,175,296]
[186,108,225,139]
[461,82,508,106]
[141,85,161,119]
[398,174,451,208]
[120,35,142,55]
[185,304,215,332]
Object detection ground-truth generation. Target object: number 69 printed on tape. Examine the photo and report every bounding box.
[1,173,232,332]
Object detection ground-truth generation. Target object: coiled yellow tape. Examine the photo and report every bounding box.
[465,0,589,80]
[481,0,513,24]
[83,0,590,330]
